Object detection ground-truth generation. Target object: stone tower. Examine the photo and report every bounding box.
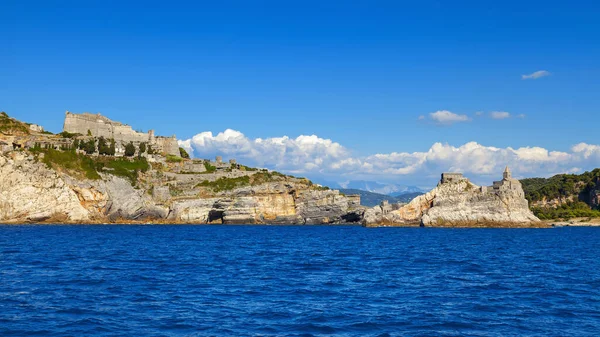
[503,166,511,180]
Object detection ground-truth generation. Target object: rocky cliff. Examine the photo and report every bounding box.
[364,170,541,227]
[0,150,363,224]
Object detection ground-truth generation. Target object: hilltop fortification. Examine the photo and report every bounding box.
[63,111,179,157]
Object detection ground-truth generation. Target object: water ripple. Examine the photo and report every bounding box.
[1,225,600,336]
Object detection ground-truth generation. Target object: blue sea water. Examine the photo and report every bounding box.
[1,225,600,336]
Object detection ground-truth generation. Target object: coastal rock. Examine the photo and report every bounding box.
[0,153,90,222]
[295,189,354,224]
[365,168,540,227]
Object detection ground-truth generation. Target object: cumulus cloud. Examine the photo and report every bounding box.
[490,111,511,119]
[179,130,600,186]
[522,70,551,80]
[428,110,470,125]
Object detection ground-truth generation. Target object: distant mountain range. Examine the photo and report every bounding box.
[339,189,423,207]
[315,179,426,195]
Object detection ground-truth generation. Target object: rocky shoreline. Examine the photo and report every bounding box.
[0,111,581,228]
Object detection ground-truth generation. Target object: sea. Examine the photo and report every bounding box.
[1,225,599,336]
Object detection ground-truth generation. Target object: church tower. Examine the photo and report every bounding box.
[503,166,512,180]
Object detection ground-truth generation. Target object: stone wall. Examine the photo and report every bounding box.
[63,111,179,156]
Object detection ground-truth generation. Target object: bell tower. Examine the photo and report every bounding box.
[503,166,512,180]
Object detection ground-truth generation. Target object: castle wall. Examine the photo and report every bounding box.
[155,137,179,156]
[63,112,180,157]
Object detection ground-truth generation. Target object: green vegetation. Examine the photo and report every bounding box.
[30,147,149,184]
[196,176,251,192]
[521,169,600,219]
[124,142,136,157]
[78,138,96,155]
[147,145,155,155]
[239,164,257,172]
[87,129,92,136]
[31,147,101,180]
[521,169,600,203]
[139,142,147,154]
[251,171,285,185]
[0,111,30,135]
[532,202,600,220]
[58,131,81,138]
[194,171,293,192]
[166,154,183,163]
[179,147,190,159]
[97,137,116,156]
[203,161,217,173]
[99,157,149,184]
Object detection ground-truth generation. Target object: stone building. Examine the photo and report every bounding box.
[441,166,525,197]
[63,111,179,157]
[441,172,467,184]
[489,166,524,195]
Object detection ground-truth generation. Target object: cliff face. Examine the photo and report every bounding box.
[364,172,540,227]
[0,151,362,224]
[0,152,89,221]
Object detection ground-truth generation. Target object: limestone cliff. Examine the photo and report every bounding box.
[364,168,540,227]
[0,152,89,221]
[0,151,362,224]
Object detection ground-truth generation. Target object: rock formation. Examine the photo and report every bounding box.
[0,149,363,224]
[364,167,541,227]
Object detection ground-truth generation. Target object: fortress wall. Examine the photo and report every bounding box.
[155,137,179,156]
[64,112,181,157]
[113,125,149,143]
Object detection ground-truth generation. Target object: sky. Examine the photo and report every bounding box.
[2,1,600,187]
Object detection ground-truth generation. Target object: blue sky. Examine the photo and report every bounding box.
[2,1,600,186]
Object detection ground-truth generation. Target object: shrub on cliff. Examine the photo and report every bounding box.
[179,147,190,159]
[203,161,217,173]
[98,137,111,155]
[124,142,136,157]
[0,112,30,135]
[101,157,149,184]
[83,139,96,155]
[196,176,251,192]
[166,154,183,163]
[36,148,100,180]
[58,131,80,138]
[139,142,147,154]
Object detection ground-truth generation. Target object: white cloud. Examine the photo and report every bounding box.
[490,111,511,119]
[517,114,526,119]
[522,70,551,80]
[428,110,470,125]
[179,130,600,186]
[474,111,484,117]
